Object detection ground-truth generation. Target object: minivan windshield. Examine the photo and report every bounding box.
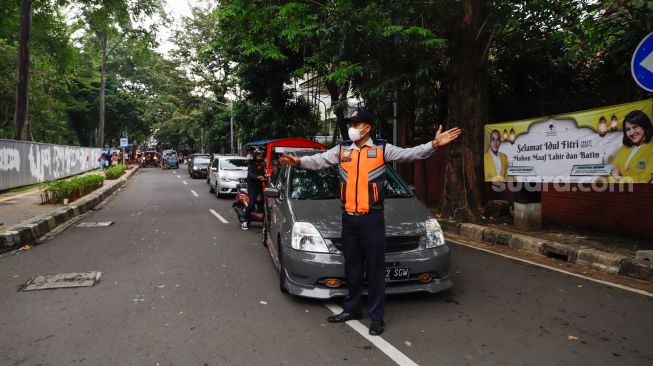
[289,165,412,200]
[221,159,248,170]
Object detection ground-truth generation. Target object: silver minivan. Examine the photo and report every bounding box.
[208,156,249,197]
[263,151,452,299]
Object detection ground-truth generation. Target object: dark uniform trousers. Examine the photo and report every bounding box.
[341,211,386,321]
[243,183,261,222]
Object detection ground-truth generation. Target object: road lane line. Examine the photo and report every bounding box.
[209,209,229,224]
[447,238,653,299]
[176,175,181,178]
[191,190,199,197]
[324,303,420,366]
[182,181,188,185]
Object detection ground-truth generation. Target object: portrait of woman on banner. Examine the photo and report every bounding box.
[608,110,653,183]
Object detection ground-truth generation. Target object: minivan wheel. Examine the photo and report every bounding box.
[278,242,288,293]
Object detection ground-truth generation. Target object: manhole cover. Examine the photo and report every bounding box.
[23,272,102,291]
[77,222,113,227]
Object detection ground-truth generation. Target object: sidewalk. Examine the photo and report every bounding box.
[0,166,139,251]
[439,217,653,282]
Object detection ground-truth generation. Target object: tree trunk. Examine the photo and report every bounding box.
[326,80,350,144]
[98,33,107,147]
[13,0,32,140]
[440,0,490,221]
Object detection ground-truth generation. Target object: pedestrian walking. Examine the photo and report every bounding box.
[98,152,106,171]
[279,107,461,336]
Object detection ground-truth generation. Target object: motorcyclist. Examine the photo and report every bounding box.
[241,148,266,230]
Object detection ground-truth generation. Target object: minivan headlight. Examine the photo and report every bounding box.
[420,218,445,249]
[291,222,330,253]
[220,176,231,182]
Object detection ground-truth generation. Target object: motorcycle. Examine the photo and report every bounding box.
[232,187,264,225]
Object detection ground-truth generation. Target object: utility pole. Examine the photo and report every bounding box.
[230,99,234,154]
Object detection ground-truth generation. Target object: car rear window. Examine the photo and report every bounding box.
[194,157,210,164]
[289,165,411,200]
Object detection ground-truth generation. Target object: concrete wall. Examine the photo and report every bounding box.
[0,139,102,190]
[542,185,653,239]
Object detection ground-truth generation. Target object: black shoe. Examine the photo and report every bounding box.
[327,311,360,323]
[369,320,384,336]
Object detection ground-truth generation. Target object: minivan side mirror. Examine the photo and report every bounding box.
[210,167,217,172]
[264,187,281,199]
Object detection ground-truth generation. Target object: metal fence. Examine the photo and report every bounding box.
[0,139,103,191]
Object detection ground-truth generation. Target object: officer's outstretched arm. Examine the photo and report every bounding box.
[279,145,340,170]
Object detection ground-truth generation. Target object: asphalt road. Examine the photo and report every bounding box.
[1,167,651,366]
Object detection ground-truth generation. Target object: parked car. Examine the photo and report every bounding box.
[208,156,249,197]
[139,151,160,168]
[188,154,210,178]
[262,150,452,299]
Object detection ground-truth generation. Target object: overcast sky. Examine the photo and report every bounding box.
[157,0,193,56]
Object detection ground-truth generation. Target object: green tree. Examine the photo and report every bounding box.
[74,0,162,147]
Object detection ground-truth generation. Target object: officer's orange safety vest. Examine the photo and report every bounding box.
[339,142,386,213]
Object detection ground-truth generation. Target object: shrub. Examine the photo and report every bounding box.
[41,175,104,204]
[104,164,126,180]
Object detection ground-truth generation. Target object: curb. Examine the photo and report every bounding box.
[0,167,139,251]
[442,220,653,282]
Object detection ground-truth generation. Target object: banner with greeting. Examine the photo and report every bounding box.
[483,100,653,183]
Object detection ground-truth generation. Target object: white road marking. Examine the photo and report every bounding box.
[324,303,420,366]
[209,209,229,224]
[176,175,181,178]
[447,238,653,299]
[182,181,187,185]
[191,190,199,197]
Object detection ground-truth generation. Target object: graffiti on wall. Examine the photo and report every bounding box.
[0,140,102,190]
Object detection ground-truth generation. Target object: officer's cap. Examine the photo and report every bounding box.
[344,107,374,125]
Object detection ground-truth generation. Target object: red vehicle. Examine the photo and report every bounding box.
[233,138,327,229]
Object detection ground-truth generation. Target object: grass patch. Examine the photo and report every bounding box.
[41,175,104,204]
[104,164,126,180]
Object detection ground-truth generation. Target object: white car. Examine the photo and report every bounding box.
[208,156,249,198]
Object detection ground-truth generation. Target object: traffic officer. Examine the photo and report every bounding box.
[279,107,461,335]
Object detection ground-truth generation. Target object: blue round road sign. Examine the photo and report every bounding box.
[632,32,653,92]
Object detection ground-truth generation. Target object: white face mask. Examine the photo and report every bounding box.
[348,127,365,142]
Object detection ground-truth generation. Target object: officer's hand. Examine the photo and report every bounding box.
[279,154,300,166]
[433,125,462,148]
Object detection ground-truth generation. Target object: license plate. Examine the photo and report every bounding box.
[385,267,410,282]
[237,183,247,188]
